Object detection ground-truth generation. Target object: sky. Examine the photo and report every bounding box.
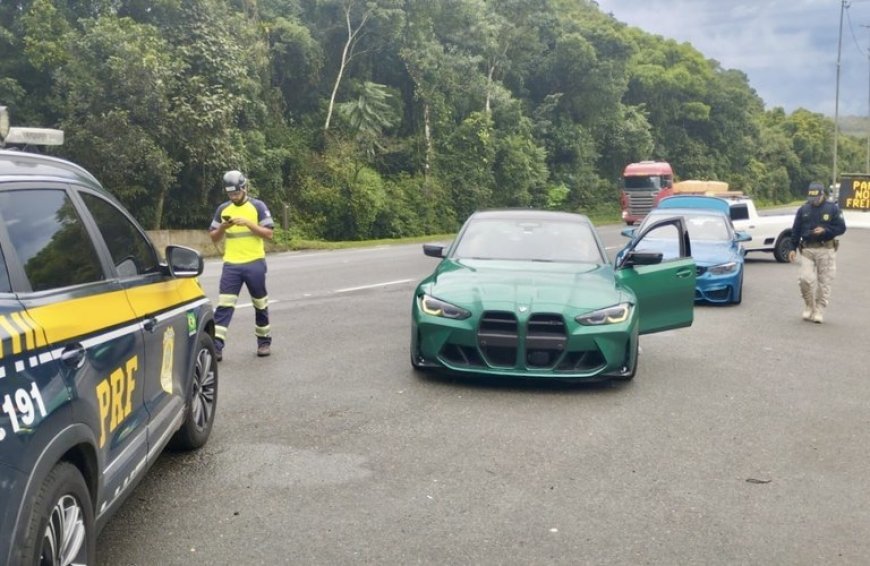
[595,0,870,117]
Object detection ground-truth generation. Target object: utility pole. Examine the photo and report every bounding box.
[864,24,870,173]
[833,0,847,190]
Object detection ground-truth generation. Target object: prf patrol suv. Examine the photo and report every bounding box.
[0,149,218,565]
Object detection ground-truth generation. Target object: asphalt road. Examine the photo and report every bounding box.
[96,222,870,565]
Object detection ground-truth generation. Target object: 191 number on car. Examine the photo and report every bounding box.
[1,383,48,437]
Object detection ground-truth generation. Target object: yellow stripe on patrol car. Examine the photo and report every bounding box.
[10,312,38,350]
[19,310,48,348]
[0,315,23,356]
[124,279,205,314]
[25,289,138,346]
[21,279,206,349]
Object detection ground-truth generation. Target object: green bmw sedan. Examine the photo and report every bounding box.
[410,209,695,382]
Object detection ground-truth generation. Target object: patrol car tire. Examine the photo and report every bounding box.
[19,461,95,566]
[773,232,793,263]
[170,333,219,451]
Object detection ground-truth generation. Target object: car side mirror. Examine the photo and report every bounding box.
[622,250,663,268]
[620,227,636,238]
[165,245,204,277]
[423,243,445,258]
[735,231,752,242]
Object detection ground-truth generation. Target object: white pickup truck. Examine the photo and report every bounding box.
[724,196,794,262]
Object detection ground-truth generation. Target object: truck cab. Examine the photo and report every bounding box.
[620,161,674,225]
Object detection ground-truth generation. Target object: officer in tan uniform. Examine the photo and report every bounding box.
[787,182,847,323]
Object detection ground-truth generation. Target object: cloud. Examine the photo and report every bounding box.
[596,0,870,116]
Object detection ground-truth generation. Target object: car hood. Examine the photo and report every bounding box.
[422,259,628,312]
[690,241,742,266]
[629,239,740,266]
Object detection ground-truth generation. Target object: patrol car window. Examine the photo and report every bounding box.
[0,246,11,293]
[0,189,105,291]
[81,193,160,276]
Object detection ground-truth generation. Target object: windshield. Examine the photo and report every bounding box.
[452,218,605,263]
[643,212,731,242]
[624,175,663,191]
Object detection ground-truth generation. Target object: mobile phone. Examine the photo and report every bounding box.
[221,215,231,223]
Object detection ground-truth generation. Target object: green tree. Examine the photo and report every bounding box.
[53,16,180,229]
[336,80,398,159]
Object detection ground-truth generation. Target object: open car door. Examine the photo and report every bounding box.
[615,216,695,334]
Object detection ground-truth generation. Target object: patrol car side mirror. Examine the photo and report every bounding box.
[166,245,204,277]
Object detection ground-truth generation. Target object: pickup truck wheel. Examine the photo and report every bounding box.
[773,232,793,263]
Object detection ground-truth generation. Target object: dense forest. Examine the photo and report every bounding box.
[1,0,867,239]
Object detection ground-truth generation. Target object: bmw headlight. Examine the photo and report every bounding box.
[708,262,738,275]
[575,303,631,326]
[419,294,471,320]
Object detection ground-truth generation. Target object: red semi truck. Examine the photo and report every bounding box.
[619,160,674,225]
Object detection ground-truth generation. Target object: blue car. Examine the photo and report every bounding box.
[620,196,751,304]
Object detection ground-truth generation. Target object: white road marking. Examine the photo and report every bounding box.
[335,279,414,293]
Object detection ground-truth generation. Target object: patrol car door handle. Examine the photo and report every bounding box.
[143,317,158,333]
[60,344,86,369]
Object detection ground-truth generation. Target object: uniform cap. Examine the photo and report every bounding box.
[807,182,825,198]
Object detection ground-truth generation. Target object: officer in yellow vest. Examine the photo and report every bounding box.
[209,170,274,359]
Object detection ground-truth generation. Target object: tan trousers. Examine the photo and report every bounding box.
[798,247,837,310]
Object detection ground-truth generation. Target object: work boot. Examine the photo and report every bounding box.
[811,309,824,324]
[257,343,271,357]
[801,297,815,321]
[214,338,224,362]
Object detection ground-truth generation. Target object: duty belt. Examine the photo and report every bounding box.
[802,240,835,249]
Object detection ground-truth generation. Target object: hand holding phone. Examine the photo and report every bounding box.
[221,215,232,225]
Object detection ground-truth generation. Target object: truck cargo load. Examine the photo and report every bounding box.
[672,180,742,197]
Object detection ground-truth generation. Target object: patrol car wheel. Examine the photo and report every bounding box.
[170,333,218,450]
[20,462,94,566]
[773,232,793,263]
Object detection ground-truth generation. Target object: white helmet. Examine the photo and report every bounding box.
[223,170,247,192]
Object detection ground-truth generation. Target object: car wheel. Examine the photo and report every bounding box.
[773,232,793,263]
[19,462,95,566]
[170,332,218,450]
